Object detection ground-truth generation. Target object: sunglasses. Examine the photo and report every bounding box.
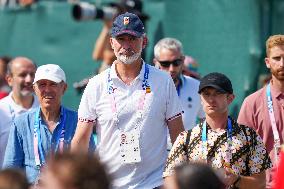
[158,59,183,67]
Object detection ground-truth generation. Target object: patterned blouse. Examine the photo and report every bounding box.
[163,117,272,177]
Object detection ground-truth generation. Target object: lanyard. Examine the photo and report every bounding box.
[107,63,151,128]
[176,82,181,97]
[266,83,281,164]
[8,105,15,121]
[33,107,66,167]
[176,76,183,97]
[201,118,232,162]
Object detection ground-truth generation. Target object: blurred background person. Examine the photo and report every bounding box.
[0,168,30,189]
[0,57,38,169]
[0,0,34,8]
[39,153,111,189]
[92,19,115,74]
[182,55,201,80]
[164,162,225,189]
[0,56,12,99]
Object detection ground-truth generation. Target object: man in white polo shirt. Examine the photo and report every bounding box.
[0,57,39,168]
[153,38,204,150]
[71,12,184,189]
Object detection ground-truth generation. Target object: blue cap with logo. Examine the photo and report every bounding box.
[111,12,145,37]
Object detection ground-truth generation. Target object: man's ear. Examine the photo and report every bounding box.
[142,36,148,49]
[6,74,13,87]
[227,94,235,105]
[265,57,271,69]
[62,83,68,94]
[153,58,160,69]
[109,38,114,49]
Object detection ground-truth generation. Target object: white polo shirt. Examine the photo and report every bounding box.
[179,75,205,130]
[78,61,183,189]
[0,92,39,168]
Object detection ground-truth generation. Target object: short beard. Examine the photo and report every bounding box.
[20,90,33,97]
[115,48,142,65]
[271,68,284,81]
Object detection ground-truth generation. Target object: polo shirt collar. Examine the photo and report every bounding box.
[109,60,146,81]
[38,106,64,124]
[270,80,284,99]
[8,92,38,114]
[179,74,185,87]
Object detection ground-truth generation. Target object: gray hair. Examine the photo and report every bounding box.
[154,37,184,59]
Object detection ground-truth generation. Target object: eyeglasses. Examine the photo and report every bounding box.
[157,59,183,67]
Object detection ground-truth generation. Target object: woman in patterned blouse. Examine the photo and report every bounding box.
[163,73,272,189]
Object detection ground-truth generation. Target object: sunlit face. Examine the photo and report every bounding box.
[265,45,284,81]
[200,87,234,116]
[110,34,147,65]
[33,80,67,111]
[7,59,36,98]
[154,48,184,84]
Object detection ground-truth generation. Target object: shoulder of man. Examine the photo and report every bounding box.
[0,93,12,109]
[182,74,200,84]
[12,109,37,133]
[242,86,266,104]
[149,64,171,77]
[233,120,259,141]
[62,106,77,114]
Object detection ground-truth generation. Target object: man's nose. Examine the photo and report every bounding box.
[25,74,34,83]
[169,64,175,71]
[280,57,284,67]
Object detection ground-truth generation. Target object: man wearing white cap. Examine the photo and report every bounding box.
[2,64,94,184]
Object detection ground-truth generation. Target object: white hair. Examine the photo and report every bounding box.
[154,37,184,59]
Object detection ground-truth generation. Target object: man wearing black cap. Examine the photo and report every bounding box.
[72,12,184,188]
[163,72,271,189]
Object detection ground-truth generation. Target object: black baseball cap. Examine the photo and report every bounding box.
[198,72,233,94]
[111,12,145,37]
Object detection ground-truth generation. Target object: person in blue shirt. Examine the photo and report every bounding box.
[2,64,94,184]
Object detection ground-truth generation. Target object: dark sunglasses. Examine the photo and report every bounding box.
[158,59,183,67]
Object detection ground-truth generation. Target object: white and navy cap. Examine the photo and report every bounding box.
[33,64,66,84]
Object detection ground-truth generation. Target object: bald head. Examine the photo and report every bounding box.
[6,57,37,98]
[7,57,36,76]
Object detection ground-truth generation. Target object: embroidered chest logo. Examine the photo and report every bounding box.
[123,17,129,25]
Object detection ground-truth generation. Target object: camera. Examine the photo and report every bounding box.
[72,2,119,21]
[72,0,149,22]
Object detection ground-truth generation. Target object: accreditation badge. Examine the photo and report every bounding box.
[120,129,141,164]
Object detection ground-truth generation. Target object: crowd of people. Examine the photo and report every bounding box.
[0,10,284,189]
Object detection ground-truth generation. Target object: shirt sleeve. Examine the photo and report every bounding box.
[78,78,97,123]
[165,76,183,121]
[163,131,188,177]
[2,122,24,169]
[247,128,272,174]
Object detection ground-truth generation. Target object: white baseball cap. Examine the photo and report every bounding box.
[33,64,66,84]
